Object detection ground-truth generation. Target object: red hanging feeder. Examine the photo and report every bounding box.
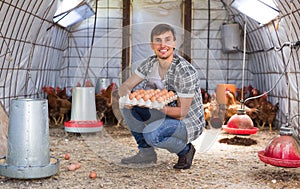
[258,127,300,168]
[222,108,259,135]
[221,20,258,135]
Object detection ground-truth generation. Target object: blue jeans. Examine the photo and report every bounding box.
[121,106,189,155]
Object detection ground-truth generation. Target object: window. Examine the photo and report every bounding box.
[53,0,95,28]
[231,0,279,25]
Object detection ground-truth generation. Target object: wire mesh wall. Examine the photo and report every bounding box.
[0,0,300,134]
[0,0,68,111]
[223,0,300,136]
[192,1,250,94]
[60,0,123,94]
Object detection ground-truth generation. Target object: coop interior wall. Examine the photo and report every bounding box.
[1,0,300,130]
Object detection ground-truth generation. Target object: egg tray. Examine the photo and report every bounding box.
[119,94,177,109]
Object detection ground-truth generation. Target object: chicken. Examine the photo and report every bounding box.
[201,88,211,104]
[55,86,68,99]
[111,89,126,127]
[95,94,109,121]
[84,80,94,87]
[244,87,261,109]
[101,82,117,105]
[204,93,224,129]
[43,86,72,125]
[201,88,216,128]
[236,85,252,102]
[203,102,212,128]
[95,82,118,125]
[255,93,279,131]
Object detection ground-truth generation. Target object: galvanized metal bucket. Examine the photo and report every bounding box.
[95,78,111,94]
[0,98,59,179]
[71,87,97,121]
[64,87,103,133]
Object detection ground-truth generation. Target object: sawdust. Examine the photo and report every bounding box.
[1,125,300,189]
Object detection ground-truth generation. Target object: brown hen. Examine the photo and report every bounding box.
[255,93,279,131]
[95,82,119,125]
[43,86,72,125]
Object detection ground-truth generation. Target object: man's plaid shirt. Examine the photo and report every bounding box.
[135,54,205,142]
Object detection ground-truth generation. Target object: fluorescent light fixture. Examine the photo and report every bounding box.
[53,1,95,28]
[231,0,279,25]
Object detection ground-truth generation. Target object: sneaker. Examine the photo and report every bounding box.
[173,144,196,169]
[121,148,157,164]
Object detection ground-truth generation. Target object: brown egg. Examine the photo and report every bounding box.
[168,91,175,97]
[89,171,97,179]
[155,89,161,94]
[132,91,139,96]
[148,92,153,96]
[148,89,155,93]
[75,162,81,169]
[64,153,70,160]
[143,94,150,101]
[68,164,76,171]
[150,96,157,102]
[156,97,164,103]
[129,93,135,100]
[161,89,168,94]
[135,94,143,100]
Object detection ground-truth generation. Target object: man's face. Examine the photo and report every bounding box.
[150,31,176,60]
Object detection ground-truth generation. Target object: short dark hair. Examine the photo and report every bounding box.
[150,24,176,42]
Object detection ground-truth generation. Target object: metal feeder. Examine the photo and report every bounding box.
[64,87,103,133]
[95,78,111,94]
[0,98,59,179]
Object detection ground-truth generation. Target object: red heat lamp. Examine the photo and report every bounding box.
[222,108,259,135]
[258,127,300,168]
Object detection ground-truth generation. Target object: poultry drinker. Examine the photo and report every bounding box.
[258,127,300,168]
[222,108,258,135]
[64,87,103,133]
[221,19,258,135]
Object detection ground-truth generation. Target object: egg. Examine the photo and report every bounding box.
[149,89,155,93]
[155,89,161,94]
[75,162,81,169]
[132,91,139,96]
[168,91,175,97]
[156,97,164,103]
[150,96,157,102]
[89,171,97,179]
[161,89,168,94]
[129,93,135,100]
[135,94,143,100]
[64,153,70,160]
[143,94,150,101]
[68,164,76,171]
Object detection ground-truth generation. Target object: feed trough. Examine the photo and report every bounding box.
[258,127,300,168]
[0,98,59,179]
[222,109,258,135]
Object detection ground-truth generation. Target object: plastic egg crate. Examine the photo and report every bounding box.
[119,94,177,109]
